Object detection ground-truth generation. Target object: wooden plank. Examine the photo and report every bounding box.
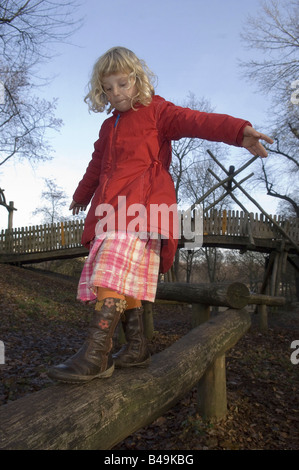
[221,209,227,235]
[0,246,89,264]
[247,294,285,306]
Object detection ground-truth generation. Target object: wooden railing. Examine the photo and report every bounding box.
[0,219,84,254]
[204,209,299,240]
[0,210,298,256]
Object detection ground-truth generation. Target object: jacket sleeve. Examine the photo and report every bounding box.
[72,136,103,206]
[156,99,251,147]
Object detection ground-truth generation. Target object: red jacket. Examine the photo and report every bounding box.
[73,95,250,273]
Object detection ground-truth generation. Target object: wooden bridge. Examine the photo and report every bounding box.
[0,209,298,265]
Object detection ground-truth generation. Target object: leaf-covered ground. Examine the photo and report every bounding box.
[0,264,298,450]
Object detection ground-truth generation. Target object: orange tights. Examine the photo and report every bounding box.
[97,287,142,310]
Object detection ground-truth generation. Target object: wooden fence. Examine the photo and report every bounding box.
[1,211,298,256]
[0,219,84,254]
[204,209,299,240]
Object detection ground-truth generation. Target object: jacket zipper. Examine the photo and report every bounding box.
[100,115,120,201]
[114,113,120,128]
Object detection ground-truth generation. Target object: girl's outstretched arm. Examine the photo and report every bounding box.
[242,126,273,158]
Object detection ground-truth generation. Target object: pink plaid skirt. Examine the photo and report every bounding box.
[77,232,161,303]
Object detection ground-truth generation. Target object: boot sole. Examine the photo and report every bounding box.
[114,357,151,369]
[47,364,115,384]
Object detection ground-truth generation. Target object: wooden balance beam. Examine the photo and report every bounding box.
[0,308,251,450]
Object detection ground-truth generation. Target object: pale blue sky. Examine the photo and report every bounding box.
[1,0,276,229]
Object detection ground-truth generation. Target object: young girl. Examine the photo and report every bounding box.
[48,46,273,383]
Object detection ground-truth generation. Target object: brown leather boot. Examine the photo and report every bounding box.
[113,307,151,368]
[48,297,127,383]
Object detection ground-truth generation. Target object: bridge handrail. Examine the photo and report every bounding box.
[0,219,85,254]
[0,210,298,255]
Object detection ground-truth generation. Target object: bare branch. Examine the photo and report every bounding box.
[261,161,299,217]
[239,0,299,95]
[0,1,82,168]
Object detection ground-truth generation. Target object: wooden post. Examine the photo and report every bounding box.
[8,201,14,229]
[191,303,226,421]
[275,249,286,297]
[257,304,268,332]
[60,222,65,247]
[271,252,279,297]
[247,293,285,332]
[260,252,275,295]
[222,209,227,235]
[197,354,227,421]
[143,301,154,340]
[192,303,210,327]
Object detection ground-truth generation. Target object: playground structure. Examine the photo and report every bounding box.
[1,209,298,258]
[0,188,16,230]
[1,208,298,300]
[1,151,298,297]
[0,153,298,449]
[0,280,285,450]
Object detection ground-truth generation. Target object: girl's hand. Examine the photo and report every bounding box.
[242,126,273,158]
[69,200,87,215]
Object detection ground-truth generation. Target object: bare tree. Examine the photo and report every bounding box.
[169,93,232,281]
[170,93,213,203]
[170,92,228,206]
[0,1,81,66]
[179,249,201,283]
[0,1,82,167]
[239,0,299,102]
[0,67,62,166]
[261,159,299,217]
[226,250,266,293]
[33,178,68,224]
[239,0,299,216]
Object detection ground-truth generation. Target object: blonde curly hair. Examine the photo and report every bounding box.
[84,46,156,113]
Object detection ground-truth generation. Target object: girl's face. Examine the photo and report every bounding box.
[102,73,138,112]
